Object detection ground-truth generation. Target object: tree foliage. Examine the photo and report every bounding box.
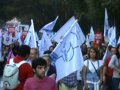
[0,0,120,35]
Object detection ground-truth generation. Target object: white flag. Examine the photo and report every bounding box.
[76,23,85,45]
[0,30,2,60]
[104,8,110,37]
[52,16,76,43]
[117,36,120,45]
[89,26,95,42]
[41,16,59,31]
[108,26,114,41]
[86,35,90,47]
[24,19,37,48]
[3,32,13,45]
[108,26,116,47]
[102,48,111,62]
[38,31,52,56]
[51,20,84,81]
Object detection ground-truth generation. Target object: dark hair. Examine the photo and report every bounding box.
[18,45,30,57]
[12,46,19,56]
[88,47,99,59]
[32,57,47,69]
[116,44,120,59]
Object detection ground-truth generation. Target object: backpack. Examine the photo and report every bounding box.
[2,58,26,89]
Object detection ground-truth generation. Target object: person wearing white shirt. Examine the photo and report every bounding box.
[83,47,103,90]
[108,44,120,90]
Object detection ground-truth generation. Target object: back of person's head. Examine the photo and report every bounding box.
[32,57,47,70]
[18,45,30,57]
[12,46,19,56]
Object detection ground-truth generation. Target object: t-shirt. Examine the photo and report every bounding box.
[24,75,57,90]
[108,55,120,78]
[84,59,104,73]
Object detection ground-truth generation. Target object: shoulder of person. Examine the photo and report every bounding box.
[111,54,117,58]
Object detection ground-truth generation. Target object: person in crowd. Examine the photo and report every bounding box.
[24,57,57,90]
[103,46,116,90]
[83,47,90,60]
[81,43,87,56]
[7,45,19,60]
[59,71,77,90]
[90,41,94,47]
[27,48,38,65]
[83,47,103,90]
[108,44,120,90]
[42,54,56,79]
[6,45,34,90]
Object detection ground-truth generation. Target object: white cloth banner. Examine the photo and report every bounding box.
[51,20,84,81]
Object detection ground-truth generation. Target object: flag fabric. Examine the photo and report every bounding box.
[89,26,95,42]
[86,35,90,47]
[50,20,84,81]
[108,26,116,47]
[38,31,52,56]
[117,36,120,45]
[108,26,114,41]
[76,22,85,45]
[52,16,76,43]
[0,30,2,61]
[24,19,37,48]
[17,30,23,45]
[41,16,59,31]
[104,8,110,43]
[3,32,13,45]
[40,16,58,40]
[102,48,111,62]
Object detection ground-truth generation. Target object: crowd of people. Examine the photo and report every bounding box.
[0,39,120,90]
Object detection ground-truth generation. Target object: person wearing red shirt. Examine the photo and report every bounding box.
[103,46,116,90]
[6,45,34,90]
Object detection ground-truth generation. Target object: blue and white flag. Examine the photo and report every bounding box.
[86,35,90,47]
[108,26,116,47]
[40,16,58,40]
[102,48,111,62]
[0,30,2,60]
[38,31,52,56]
[3,32,13,45]
[117,36,120,45]
[24,19,37,48]
[104,8,110,42]
[76,22,85,45]
[51,20,84,81]
[89,26,95,42]
[41,16,59,31]
[17,30,22,45]
[52,16,76,43]
[108,26,114,41]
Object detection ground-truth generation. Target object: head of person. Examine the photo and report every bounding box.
[32,57,47,79]
[29,48,38,60]
[88,47,98,60]
[12,45,19,56]
[110,46,117,55]
[116,44,120,59]
[42,54,51,67]
[18,45,30,60]
[90,41,94,47]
